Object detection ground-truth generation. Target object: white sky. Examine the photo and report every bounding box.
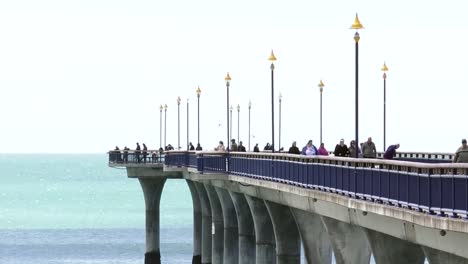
[0,0,467,153]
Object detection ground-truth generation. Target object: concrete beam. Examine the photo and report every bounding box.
[364,228,425,264]
[321,215,371,264]
[205,184,224,264]
[138,178,167,264]
[215,187,239,264]
[422,246,468,264]
[194,182,212,264]
[265,201,301,264]
[245,195,276,264]
[229,191,255,264]
[290,208,332,264]
[186,180,202,264]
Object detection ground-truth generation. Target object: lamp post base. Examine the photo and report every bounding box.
[144,251,161,264]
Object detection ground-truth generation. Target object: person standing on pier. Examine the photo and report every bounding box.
[230,139,238,151]
[454,139,468,163]
[195,143,202,150]
[238,141,246,152]
[334,139,350,157]
[142,143,148,163]
[301,140,318,156]
[135,143,141,163]
[215,141,225,151]
[288,141,300,154]
[362,137,377,158]
[189,142,195,150]
[253,144,260,152]
[384,144,400,159]
[349,140,361,158]
[318,143,329,156]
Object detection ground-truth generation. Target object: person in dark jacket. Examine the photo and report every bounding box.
[135,143,141,163]
[264,143,271,150]
[189,142,195,150]
[195,143,202,151]
[238,141,246,152]
[384,144,400,159]
[253,144,260,152]
[142,143,148,163]
[334,139,349,157]
[288,141,300,154]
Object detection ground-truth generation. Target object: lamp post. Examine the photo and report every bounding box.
[268,50,277,152]
[248,100,251,151]
[159,105,163,150]
[225,73,231,151]
[318,80,325,144]
[279,93,282,151]
[187,98,189,150]
[237,104,240,144]
[196,86,201,146]
[230,105,233,144]
[177,96,181,150]
[350,14,364,158]
[382,62,389,151]
[164,104,168,149]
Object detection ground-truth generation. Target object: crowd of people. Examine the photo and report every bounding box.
[111,137,468,163]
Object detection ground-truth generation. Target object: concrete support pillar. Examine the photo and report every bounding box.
[321,216,371,264]
[422,246,468,264]
[364,228,425,264]
[205,184,224,264]
[245,195,276,264]
[264,201,301,264]
[229,191,255,264]
[290,208,332,264]
[138,178,167,264]
[186,180,202,264]
[215,187,239,264]
[194,182,212,264]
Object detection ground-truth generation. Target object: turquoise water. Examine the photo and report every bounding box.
[0,154,193,263]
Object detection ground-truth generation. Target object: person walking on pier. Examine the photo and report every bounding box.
[142,143,148,163]
[454,139,468,163]
[301,140,318,156]
[288,141,300,154]
[230,139,238,151]
[334,139,350,157]
[215,141,225,151]
[318,143,329,156]
[135,143,141,163]
[123,146,129,163]
[362,137,377,158]
[349,140,361,158]
[384,144,400,159]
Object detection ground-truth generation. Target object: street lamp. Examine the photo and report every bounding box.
[187,98,189,150]
[230,105,233,145]
[225,73,231,151]
[318,80,325,144]
[350,14,364,158]
[268,50,277,152]
[248,100,252,151]
[382,62,389,151]
[237,104,240,144]
[279,93,282,151]
[196,86,201,146]
[164,104,168,149]
[177,96,181,150]
[159,105,163,150]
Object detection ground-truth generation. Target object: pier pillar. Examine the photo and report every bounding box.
[245,195,276,264]
[215,187,239,264]
[321,216,371,264]
[290,208,332,264]
[138,178,167,264]
[194,182,212,264]
[229,191,255,264]
[186,180,202,264]
[364,228,425,264]
[422,246,468,264]
[205,185,224,264]
[265,201,301,264]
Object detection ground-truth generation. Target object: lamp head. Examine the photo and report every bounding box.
[164,104,168,111]
[230,105,233,111]
[248,100,252,109]
[225,72,231,86]
[279,93,282,102]
[268,50,277,62]
[381,62,389,72]
[177,96,181,105]
[196,86,201,97]
[237,104,240,112]
[160,105,163,112]
[318,80,325,93]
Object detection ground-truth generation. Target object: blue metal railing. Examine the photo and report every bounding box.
[164,151,468,218]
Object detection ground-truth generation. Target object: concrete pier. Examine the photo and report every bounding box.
[215,187,238,264]
[422,246,468,264]
[245,195,276,264]
[290,208,332,264]
[321,216,371,264]
[265,201,301,264]
[364,228,425,264]
[229,191,255,264]
[186,180,202,264]
[205,185,224,264]
[194,182,212,264]
[138,178,166,264]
